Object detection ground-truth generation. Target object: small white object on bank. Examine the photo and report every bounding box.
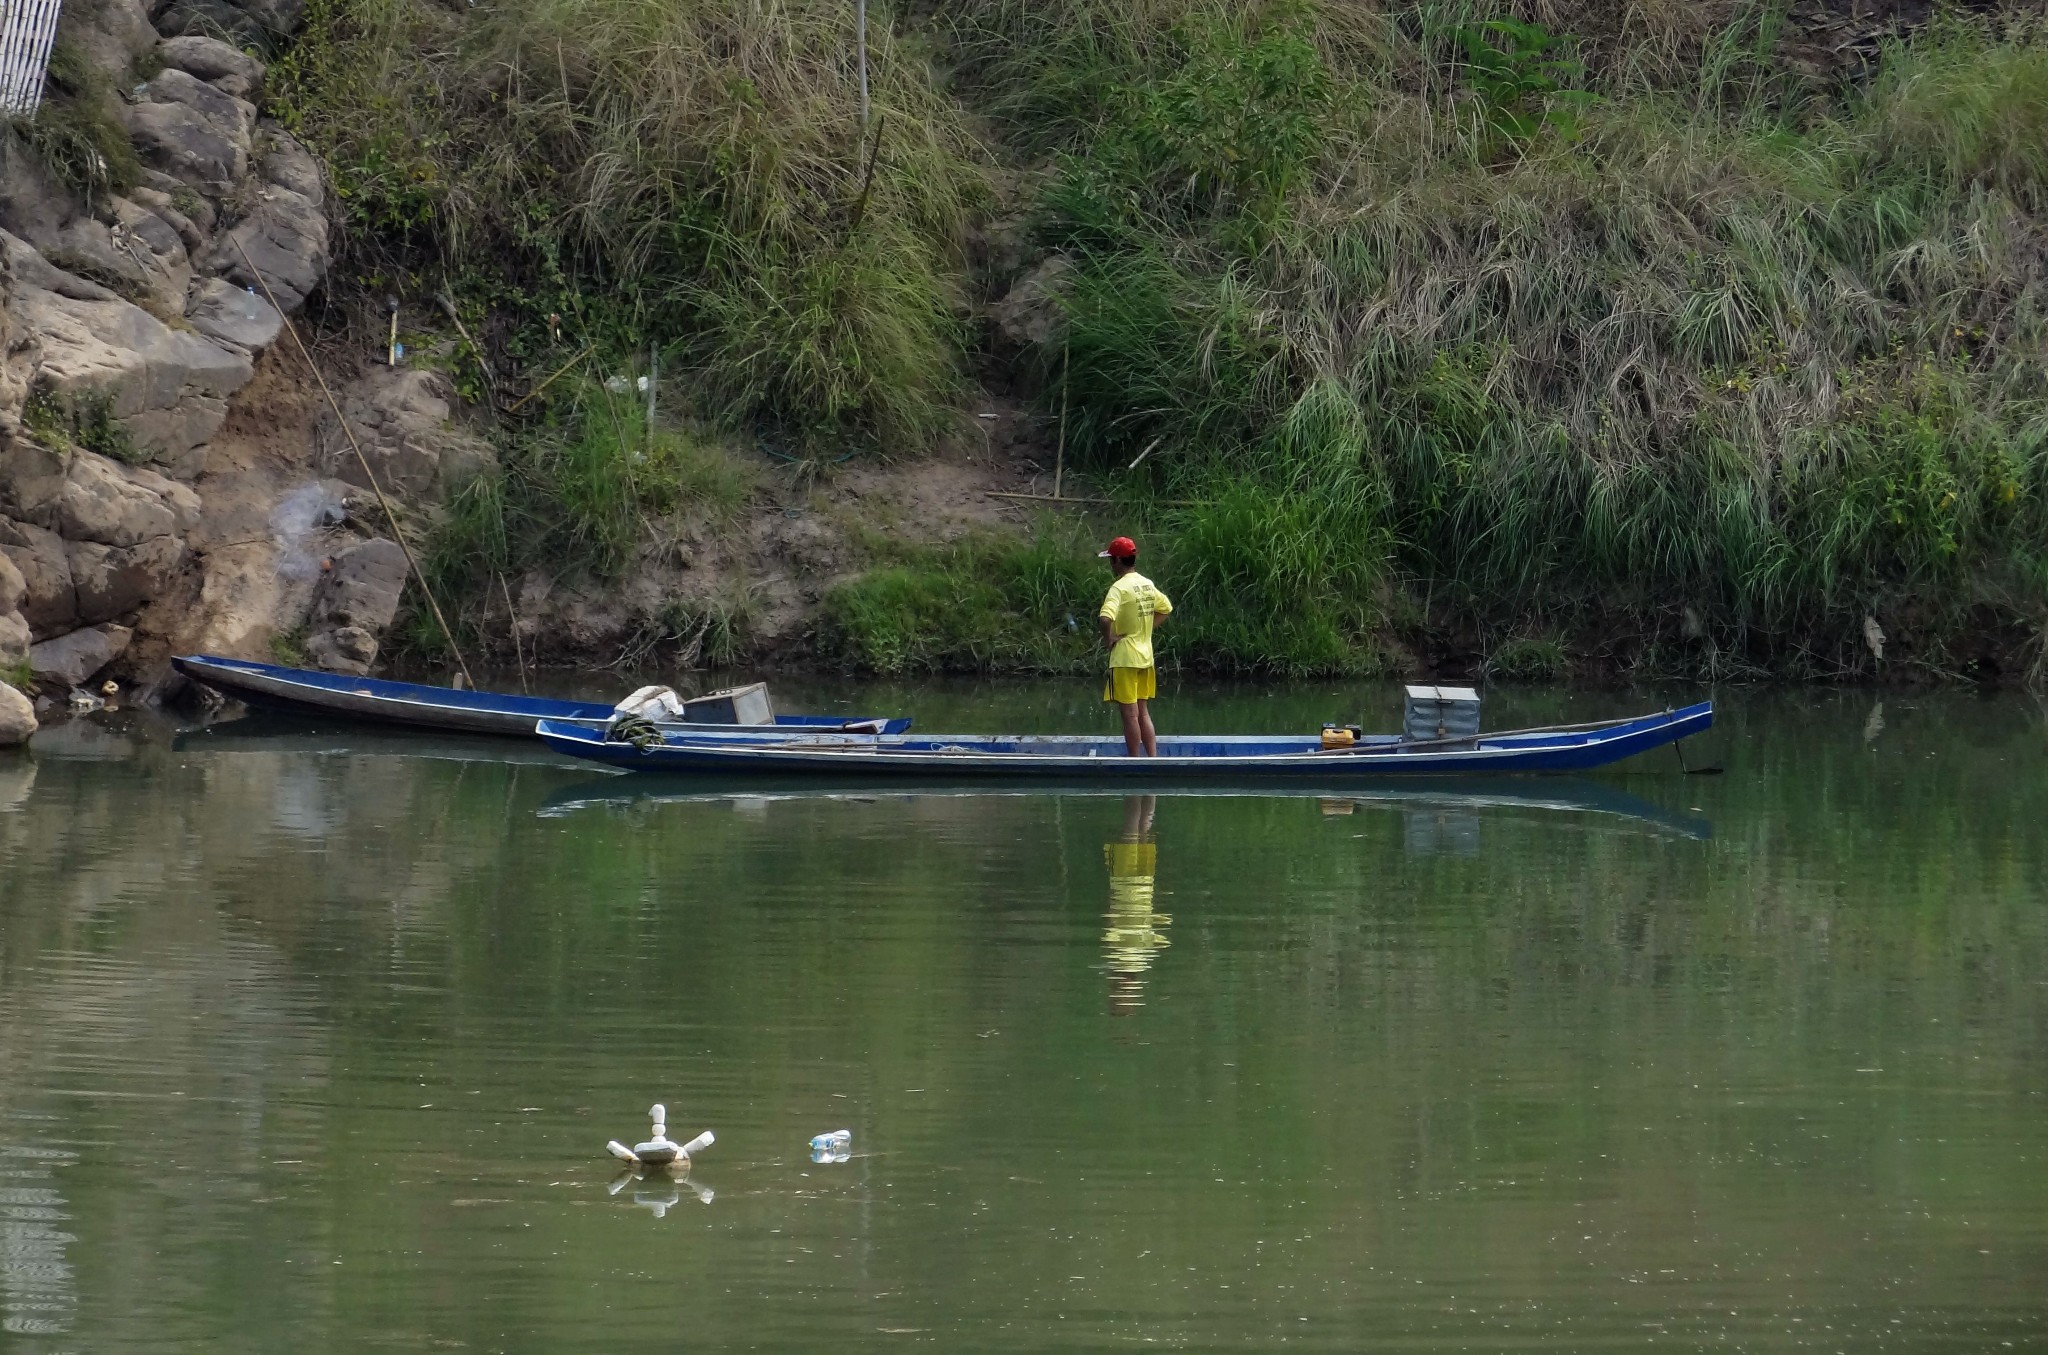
[606,1103,714,1168]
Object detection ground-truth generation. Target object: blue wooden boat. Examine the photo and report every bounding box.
[533,701,1713,779]
[172,654,911,739]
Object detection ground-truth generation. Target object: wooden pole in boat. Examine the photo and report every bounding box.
[499,572,528,693]
[234,238,476,689]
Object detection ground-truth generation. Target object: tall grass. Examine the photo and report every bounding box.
[282,0,2048,678]
[273,0,983,449]
[417,378,760,653]
[915,4,2048,677]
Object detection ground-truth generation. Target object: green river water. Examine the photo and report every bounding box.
[0,682,2043,1353]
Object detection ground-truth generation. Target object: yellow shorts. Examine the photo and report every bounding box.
[1103,666,1157,705]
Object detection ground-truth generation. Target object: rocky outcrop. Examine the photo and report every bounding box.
[302,537,407,674]
[56,0,159,79]
[0,1,480,697]
[156,35,265,98]
[0,519,78,636]
[184,277,282,353]
[1,241,251,462]
[121,67,256,191]
[153,0,308,49]
[0,552,28,668]
[316,369,493,499]
[0,681,35,747]
[29,622,132,688]
[204,126,329,312]
[0,447,197,641]
[0,436,202,549]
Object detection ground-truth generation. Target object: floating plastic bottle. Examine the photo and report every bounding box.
[809,1129,851,1152]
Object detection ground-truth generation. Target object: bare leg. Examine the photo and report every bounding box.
[1136,700,1157,757]
[1117,702,1144,756]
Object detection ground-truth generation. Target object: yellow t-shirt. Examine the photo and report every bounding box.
[1099,572,1172,669]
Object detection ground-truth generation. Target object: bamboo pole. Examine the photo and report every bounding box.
[499,572,528,693]
[985,492,1199,507]
[507,343,595,413]
[233,238,476,688]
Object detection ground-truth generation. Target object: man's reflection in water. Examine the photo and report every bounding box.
[1103,795,1169,1014]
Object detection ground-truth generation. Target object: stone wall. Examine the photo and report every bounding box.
[0,0,489,711]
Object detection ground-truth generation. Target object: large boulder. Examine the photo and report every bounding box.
[55,0,158,78]
[3,232,253,461]
[256,127,324,208]
[0,610,29,667]
[0,549,22,617]
[0,519,78,637]
[302,537,406,674]
[0,444,201,548]
[0,129,78,253]
[68,535,188,624]
[990,254,1074,350]
[153,0,307,48]
[0,680,34,747]
[119,68,257,191]
[0,229,36,449]
[200,124,327,313]
[184,276,281,353]
[316,368,493,500]
[204,185,325,312]
[127,186,206,255]
[155,35,265,99]
[47,197,193,316]
[28,622,132,688]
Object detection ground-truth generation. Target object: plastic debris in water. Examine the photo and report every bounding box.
[809,1129,851,1163]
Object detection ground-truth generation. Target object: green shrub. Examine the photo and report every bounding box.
[19,389,145,465]
[11,40,141,201]
[822,526,1102,674]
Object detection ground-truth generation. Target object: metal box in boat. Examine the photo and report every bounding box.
[1403,685,1481,742]
[682,682,776,726]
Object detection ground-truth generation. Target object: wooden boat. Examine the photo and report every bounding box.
[172,654,911,739]
[532,700,1713,779]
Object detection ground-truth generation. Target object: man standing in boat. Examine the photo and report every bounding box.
[1098,536,1172,756]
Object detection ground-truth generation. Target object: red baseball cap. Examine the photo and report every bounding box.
[1098,536,1138,559]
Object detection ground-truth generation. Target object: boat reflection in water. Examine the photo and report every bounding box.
[536,776,1713,845]
[1103,796,1169,1015]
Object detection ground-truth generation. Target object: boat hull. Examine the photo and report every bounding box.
[172,655,911,738]
[535,702,1714,779]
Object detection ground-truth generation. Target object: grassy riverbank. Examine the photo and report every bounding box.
[274,0,2048,682]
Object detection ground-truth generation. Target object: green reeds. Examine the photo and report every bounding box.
[965,9,2048,676]
[292,0,2048,678]
[274,0,983,449]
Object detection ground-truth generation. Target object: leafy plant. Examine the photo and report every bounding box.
[19,389,144,465]
[1048,6,1328,237]
[1456,19,1594,154]
[269,626,310,666]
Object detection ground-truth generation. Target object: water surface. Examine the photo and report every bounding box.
[0,684,2043,1352]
